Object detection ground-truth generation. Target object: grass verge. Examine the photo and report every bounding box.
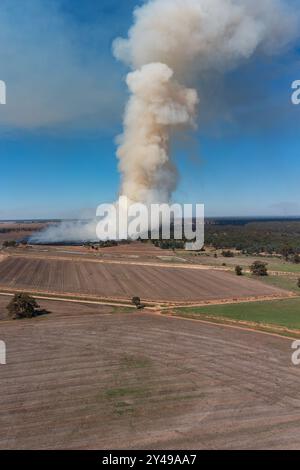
[168,297,300,338]
[249,274,300,293]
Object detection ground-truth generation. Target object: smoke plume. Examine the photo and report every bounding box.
[113,0,297,205]
[32,0,298,242]
[116,62,198,204]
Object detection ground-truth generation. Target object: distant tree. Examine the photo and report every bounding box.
[152,239,185,250]
[298,278,300,289]
[132,296,146,310]
[222,250,234,258]
[132,296,141,308]
[214,253,218,258]
[235,265,243,276]
[281,246,294,261]
[250,261,268,277]
[3,240,17,248]
[293,254,300,264]
[7,293,40,319]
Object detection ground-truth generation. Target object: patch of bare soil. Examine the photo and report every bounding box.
[0,256,290,304]
[0,306,300,449]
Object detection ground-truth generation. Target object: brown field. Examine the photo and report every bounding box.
[8,240,176,262]
[90,241,174,257]
[0,255,290,304]
[0,298,300,450]
[0,223,46,231]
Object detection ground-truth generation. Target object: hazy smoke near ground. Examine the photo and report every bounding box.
[30,220,99,244]
[32,0,298,242]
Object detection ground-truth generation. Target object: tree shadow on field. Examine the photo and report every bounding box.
[33,308,51,318]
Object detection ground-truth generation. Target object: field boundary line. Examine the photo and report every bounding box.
[7,253,230,271]
[158,293,298,309]
[0,286,295,309]
[243,268,300,277]
[0,291,135,308]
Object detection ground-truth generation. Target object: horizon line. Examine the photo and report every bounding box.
[1,215,300,222]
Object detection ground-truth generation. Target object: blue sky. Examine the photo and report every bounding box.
[0,0,299,219]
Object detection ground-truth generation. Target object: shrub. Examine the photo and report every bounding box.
[7,293,40,319]
[293,254,300,264]
[132,296,140,305]
[3,240,18,248]
[235,265,243,276]
[132,296,146,310]
[250,261,268,276]
[222,250,235,258]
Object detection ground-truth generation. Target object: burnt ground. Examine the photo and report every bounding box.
[0,297,300,449]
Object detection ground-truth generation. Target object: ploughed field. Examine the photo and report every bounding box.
[1,303,300,449]
[0,255,288,303]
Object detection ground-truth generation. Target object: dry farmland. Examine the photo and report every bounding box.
[0,255,290,304]
[0,300,300,450]
[0,222,48,245]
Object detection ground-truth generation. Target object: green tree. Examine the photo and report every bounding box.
[235,265,243,276]
[7,293,40,319]
[131,296,145,310]
[3,240,17,248]
[222,250,234,258]
[281,246,294,261]
[293,254,300,264]
[132,296,141,307]
[250,261,268,276]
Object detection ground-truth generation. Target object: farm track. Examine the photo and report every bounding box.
[7,251,230,270]
[1,308,300,449]
[0,292,135,309]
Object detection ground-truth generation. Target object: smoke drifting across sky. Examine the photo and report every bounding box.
[32,0,299,242]
[113,0,298,205]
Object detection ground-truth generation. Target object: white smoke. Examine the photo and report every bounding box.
[32,0,298,243]
[114,0,297,75]
[29,220,99,244]
[113,0,298,205]
[117,62,198,204]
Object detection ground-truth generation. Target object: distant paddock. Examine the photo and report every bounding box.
[0,255,290,304]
